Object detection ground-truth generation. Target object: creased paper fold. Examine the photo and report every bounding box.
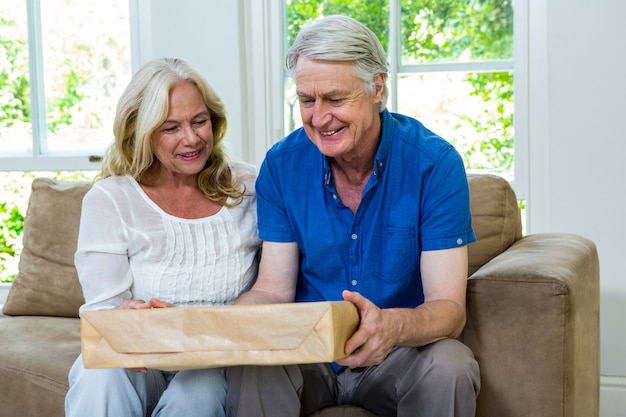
[81,301,359,371]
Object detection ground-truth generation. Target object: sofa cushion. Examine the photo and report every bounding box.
[1,174,517,316]
[2,178,91,317]
[0,315,81,416]
[467,174,522,276]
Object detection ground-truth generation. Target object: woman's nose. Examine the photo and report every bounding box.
[180,124,200,144]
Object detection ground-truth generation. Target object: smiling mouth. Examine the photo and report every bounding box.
[320,127,344,136]
[179,149,202,158]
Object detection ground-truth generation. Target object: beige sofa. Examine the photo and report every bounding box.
[0,174,599,417]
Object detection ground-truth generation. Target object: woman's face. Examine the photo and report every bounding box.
[151,81,213,179]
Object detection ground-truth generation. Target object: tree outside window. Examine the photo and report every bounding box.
[284,0,514,174]
[0,0,130,282]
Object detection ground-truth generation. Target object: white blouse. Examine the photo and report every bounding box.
[75,161,261,314]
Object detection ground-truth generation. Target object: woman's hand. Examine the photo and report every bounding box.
[116,298,175,310]
[117,298,176,372]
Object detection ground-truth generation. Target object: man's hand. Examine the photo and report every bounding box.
[336,290,398,368]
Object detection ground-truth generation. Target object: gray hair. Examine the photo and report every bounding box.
[286,15,389,112]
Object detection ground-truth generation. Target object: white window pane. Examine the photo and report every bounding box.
[39,0,131,154]
[397,72,514,177]
[0,0,31,155]
[400,0,514,65]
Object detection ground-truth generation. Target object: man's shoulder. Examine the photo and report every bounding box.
[389,112,449,147]
[386,112,458,163]
[265,128,318,165]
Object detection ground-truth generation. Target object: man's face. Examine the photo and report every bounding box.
[295,57,384,161]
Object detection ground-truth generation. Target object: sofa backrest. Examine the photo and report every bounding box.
[2,178,91,318]
[467,173,522,276]
[2,174,521,318]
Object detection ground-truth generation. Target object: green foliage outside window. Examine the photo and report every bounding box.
[0,18,100,137]
[0,18,30,132]
[0,172,96,283]
[1,9,124,282]
[285,0,514,172]
[1,2,514,282]
[0,17,96,282]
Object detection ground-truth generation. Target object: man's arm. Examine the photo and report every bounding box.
[337,246,468,368]
[234,241,300,305]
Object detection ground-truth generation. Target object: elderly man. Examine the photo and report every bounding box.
[228,15,480,417]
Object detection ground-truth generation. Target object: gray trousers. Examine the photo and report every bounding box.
[65,354,227,417]
[226,338,480,417]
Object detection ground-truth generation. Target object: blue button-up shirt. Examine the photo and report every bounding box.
[256,110,475,309]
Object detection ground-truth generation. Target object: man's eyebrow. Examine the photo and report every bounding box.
[296,89,346,99]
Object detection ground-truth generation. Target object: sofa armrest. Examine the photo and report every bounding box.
[462,233,599,417]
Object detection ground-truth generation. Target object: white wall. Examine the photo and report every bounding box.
[527,0,626,414]
[529,0,626,375]
[138,0,626,413]
[130,0,248,162]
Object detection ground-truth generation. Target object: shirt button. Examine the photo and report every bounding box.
[351,233,358,240]
[333,194,338,199]
[457,238,463,245]
[351,280,357,286]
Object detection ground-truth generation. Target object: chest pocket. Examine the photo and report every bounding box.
[366,226,418,283]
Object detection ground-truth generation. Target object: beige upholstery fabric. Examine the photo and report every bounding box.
[467,173,522,276]
[2,178,90,317]
[463,233,600,417]
[0,175,600,417]
[1,173,516,316]
[0,316,81,417]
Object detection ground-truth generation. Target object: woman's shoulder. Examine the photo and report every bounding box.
[230,160,258,179]
[90,175,134,193]
[87,175,140,202]
[230,161,258,191]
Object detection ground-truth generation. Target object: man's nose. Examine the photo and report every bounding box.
[311,100,332,127]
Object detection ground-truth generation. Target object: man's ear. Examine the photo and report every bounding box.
[373,73,386,99]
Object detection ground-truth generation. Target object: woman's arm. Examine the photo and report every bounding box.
[75,186,134,314]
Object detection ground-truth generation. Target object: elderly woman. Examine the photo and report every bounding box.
[65,57,260,417]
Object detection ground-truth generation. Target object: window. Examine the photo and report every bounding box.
[0,0,131,282]
[283,0,518,182]
[0,0,131,171]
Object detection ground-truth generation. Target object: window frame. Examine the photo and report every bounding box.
[0,0,133,172]
[248,0,528,200]
[3,0,529,203]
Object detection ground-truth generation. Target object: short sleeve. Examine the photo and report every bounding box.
[256,148,297,242]
[419,146,476,251]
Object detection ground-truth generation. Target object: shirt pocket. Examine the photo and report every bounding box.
[367,226,418,283]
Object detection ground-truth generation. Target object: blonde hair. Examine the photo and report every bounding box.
[100,57,244,206]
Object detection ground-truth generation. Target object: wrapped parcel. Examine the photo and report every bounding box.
[81,301,359,371]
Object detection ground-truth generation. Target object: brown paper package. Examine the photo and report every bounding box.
[81,301,359,371]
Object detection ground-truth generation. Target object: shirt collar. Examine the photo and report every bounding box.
[374,109,393,177]
[322,109,394,186]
